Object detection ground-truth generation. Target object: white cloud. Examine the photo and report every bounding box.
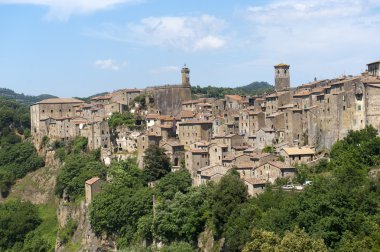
[0,0,140,21]
[86,14,227,52]
[94,59,126,71]
[242,0,380,82]
[151,66,180,74]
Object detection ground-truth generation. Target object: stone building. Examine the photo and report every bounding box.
[280,147,316,165]
[146,66,192,116]
[252,161,295,184]
[30,98,85,148]
[274,63,290,91]
[178,120,213,145]
[85,177,104,204]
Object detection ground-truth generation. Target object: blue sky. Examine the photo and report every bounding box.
[1,0,380,97]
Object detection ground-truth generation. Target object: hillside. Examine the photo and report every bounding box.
[0,88,56,105]
[191,81,273,98]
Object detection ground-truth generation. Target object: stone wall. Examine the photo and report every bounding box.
[147,85,191,116]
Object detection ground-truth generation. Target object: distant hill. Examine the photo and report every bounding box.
[74,92,110,102]
[0,88,57,105]
[191,81,274,99]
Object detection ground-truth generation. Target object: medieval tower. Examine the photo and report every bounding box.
[274,63,290,91]
[181,65,190,86]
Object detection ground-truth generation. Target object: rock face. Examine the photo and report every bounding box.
[0,150,59,204]
[56,199,116,252]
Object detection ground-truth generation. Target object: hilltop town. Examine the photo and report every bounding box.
[30,60,380,196]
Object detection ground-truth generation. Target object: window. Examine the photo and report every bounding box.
[358,105,361,111]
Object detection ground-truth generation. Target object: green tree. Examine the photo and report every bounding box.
[154,187,207,244]
[0,200,41,250]
[90,185,153,246]
[55,154,106,199]
[208,171,248,237]
[155,169,192,200]
[242,229,280,252]
[277,227,327,252]
[224,201,262,251]
[143,145,171,182]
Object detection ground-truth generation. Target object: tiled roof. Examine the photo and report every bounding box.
[282,147,315,155]
[37,98,85,104]
[244,178,267,185]
[85,177,101,185]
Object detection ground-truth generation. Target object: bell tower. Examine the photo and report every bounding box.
[181,65,190,86]
[274,63,290,91]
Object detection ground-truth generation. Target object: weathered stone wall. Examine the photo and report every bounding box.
[147,85,191,116]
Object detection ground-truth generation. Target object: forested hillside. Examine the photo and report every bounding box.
[191,81,273,98]
[87,126,380,251]
[0,97,55,252]
[0,88,56,105]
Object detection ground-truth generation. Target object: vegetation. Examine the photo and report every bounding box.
[108,112,142,130]
[191,81,273,99]
[0,142,44,197]
[0,97,31,145]
[89,126,380,251]
[55,137,106,200]
[155,169,192,200]
[0,88,56,105]
[130,93,147,110]
[58,219,78,245]
[143,145,171,182]
[262,145,274,153]
[0,200,41,250]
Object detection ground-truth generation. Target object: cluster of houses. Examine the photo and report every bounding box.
[32,61,380,196]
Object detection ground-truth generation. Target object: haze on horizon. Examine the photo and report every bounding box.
[1,0,380,97]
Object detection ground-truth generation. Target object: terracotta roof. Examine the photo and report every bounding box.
[233,145,249,150]
[85,177,101,185]
[235,162,254,169]
[197,103,212,107]
[146,114,160,119]
[182,100,197,105]
[180,110,195,118]
[37,98,85,104]
[159,115,174,121]
[244,178,267,185]
[267,161,294,169]
[330,77,360,86]
[178,120,213,125]
[282,147,315,155]
[293,90,311,97]
[225,95,243,101]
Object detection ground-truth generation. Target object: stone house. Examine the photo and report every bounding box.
[255,128,275,150]
[280,147,316,165]
[243,178,266,197]
[195,165,229,186]
[85,177,104,204]
[185,149,210,178]
[209,143,229,166]
[252,161,295,184]
[178,120,213,145]
[161,140,185,168]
